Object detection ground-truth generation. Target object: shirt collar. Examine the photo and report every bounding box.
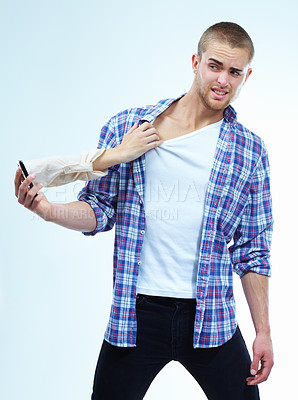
[139,93,238,125]
[139,93,186,124]
[223,105,237,124]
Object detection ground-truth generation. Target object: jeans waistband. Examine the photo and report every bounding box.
[137,293,196,305]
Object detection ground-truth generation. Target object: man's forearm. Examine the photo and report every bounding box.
[241,271,270,334]
[44,201,97,233]
[241,271,274,385]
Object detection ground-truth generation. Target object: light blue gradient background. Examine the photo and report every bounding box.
[1,1,297,399]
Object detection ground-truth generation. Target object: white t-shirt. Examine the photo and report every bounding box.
[136,120,222,298]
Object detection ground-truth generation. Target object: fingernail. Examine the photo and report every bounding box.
[251,369,257,375]
[31,173,36,179]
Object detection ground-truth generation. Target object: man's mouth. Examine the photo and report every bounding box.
[211,88,229,99]
[212,89,228,95]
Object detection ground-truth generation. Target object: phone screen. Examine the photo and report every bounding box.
[18,160,34,188]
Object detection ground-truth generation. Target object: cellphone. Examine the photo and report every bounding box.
[18,160,34,189]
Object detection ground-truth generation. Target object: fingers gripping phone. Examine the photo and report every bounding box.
[18,160,34,189]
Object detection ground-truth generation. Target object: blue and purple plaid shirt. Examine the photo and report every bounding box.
[78,94,273,348]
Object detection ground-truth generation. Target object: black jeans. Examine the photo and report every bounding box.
[91,294,260,400]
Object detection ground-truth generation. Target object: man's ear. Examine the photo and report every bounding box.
[244,67,252,84]
[192,53,200,73]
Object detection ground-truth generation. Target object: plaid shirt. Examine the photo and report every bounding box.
[78,94,273,348]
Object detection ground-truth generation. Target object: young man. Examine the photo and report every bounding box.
[15,22,274,400]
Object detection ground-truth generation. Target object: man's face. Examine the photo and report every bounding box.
[193,40,252,112]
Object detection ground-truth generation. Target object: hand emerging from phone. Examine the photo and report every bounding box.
[116,121,163,162]
[92,122,163,170]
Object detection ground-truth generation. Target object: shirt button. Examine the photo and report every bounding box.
[137,261,142,265]
[141,230,145,235]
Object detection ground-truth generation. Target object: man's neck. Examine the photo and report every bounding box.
[168,90,225,131]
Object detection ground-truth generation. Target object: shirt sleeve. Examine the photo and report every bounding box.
[24,149,107,188]
[229,143,274,278]
[77,116,120,236]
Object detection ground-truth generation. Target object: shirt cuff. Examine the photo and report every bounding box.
[234,259,272,278]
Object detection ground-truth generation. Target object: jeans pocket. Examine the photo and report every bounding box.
[136,294,147,307]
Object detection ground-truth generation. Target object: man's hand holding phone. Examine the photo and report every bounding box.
[14,165,98,232]
[15,166,52,220]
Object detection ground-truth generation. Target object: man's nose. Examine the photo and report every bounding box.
[217,72,229,87]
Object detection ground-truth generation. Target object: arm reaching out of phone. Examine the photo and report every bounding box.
[14,122,162,232]
[22,122,162,188]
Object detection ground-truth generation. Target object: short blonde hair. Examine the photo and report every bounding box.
[198,22,255,63]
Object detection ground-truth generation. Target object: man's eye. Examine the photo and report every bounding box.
[209,64,218,70]
[231,70,240,76]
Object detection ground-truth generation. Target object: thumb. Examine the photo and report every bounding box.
[250,355,260,375]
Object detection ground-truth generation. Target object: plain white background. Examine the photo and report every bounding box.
[1,0,297,399]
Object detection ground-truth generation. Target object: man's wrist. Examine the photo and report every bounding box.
[42,202,56,222]
[255,326,271,336]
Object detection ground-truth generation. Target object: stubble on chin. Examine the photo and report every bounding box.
[194,75,228,112]
[196,85,227,112]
